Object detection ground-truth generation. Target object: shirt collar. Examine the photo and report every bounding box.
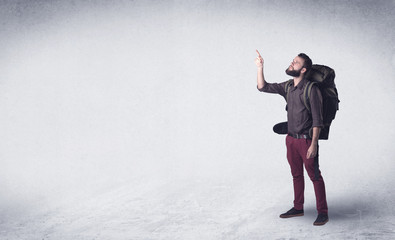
[291,77,307,90]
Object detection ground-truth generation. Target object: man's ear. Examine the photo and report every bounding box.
[301,67,306,74]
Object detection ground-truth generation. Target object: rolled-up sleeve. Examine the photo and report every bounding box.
[309,85,324,128]
[257,81,288,99]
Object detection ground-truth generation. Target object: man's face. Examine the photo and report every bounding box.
[285,56,305,77]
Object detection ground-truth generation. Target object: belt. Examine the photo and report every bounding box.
[288,133,312,139]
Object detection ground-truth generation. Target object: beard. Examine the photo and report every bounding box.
[285,67,302,77]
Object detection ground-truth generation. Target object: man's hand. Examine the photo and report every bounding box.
[306,143,318,159]
[255,50,264,68]
[307,127,320,159]
[255,50,266,89]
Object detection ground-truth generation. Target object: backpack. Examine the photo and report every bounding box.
[281,64,339,140]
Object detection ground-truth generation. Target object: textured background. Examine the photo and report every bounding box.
[0,0,394,239]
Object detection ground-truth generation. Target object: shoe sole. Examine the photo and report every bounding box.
[313,219,329,226]
[279,213,304,218]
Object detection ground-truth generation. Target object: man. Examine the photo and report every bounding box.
[254,50,329,226]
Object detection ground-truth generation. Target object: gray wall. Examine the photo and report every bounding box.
[0,0,394,210]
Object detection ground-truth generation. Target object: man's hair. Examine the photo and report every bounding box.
[298,53,312,73]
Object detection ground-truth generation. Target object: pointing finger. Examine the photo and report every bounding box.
[256,49,262,58]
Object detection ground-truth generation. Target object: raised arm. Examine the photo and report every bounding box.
[255,50,266,89]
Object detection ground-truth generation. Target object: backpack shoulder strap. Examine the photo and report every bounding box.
[284,79,293,102]
[303,81,315,113]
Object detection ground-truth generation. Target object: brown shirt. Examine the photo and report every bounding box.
[258,78,323,135]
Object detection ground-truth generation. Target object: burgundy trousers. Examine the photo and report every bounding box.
[286,135,328,214]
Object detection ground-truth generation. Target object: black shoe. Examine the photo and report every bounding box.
[279,208,304,218]
[313,213,329,226]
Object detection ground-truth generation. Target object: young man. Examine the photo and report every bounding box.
[254,50,328,226]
